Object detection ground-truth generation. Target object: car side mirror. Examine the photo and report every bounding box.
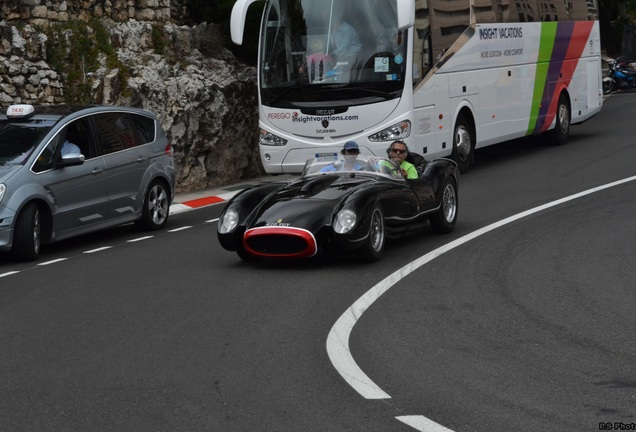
[59,153,85,167]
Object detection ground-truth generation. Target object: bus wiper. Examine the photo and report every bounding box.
[317,86,395,100]
[268,85,305,105]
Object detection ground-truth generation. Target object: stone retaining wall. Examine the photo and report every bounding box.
[0,0,188,25]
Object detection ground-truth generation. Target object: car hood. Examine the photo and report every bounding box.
[0,165,23,183]
[249,174,372,230]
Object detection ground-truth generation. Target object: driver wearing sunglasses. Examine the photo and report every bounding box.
[387,141,418,179]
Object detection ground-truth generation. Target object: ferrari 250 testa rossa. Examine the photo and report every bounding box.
[217,154,459,262]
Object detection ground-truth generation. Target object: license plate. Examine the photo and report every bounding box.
[315,152,338,161]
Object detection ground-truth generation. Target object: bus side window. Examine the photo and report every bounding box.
[415,25,436,86]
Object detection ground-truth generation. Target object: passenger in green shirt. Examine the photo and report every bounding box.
[387,140,418,179]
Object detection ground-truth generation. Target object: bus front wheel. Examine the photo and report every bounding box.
[451,114,474,173]
[550,93,570,146]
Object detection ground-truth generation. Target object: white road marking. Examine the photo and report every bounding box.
[0,271,20,278]
[327,175,636,430]
[84,246,113,254]
[38,258,68,266]
[397,416,455,432]
[168,226,192,232]
[127,236,154,243]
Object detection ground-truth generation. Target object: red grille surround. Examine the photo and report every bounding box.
[243,226,318,258]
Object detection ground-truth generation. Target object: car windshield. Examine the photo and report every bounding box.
[301,154,403,179]
[0,120,54,166]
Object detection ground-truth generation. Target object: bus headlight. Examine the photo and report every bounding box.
[259,129,288,146]
[334,209,357,234]
[368,120,411,142]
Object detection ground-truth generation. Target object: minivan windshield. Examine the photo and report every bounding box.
[0,120,54,166]
[260,0,406,108]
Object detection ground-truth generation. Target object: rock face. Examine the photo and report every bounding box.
[0,3,265,193]
[109,20,265,192]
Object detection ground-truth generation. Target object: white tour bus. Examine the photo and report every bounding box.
[231,0,602,173]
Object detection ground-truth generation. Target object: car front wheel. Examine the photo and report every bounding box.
[13,202,41,261]
[136,180,170,230]
[429,178,458,234]
[359,205,385,263]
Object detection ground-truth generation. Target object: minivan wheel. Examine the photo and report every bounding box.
[13,202,41,261]
[136,180,170,230]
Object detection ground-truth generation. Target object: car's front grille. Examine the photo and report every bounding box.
[243,226,317,258]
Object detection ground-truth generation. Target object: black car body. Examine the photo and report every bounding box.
[217,154,459,262]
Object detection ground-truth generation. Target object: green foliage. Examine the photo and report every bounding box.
[45,19,130,104]
[151,24,167,56]
[45,20,96,104]
[629,0,636,20]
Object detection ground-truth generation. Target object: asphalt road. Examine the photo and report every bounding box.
[0,93,635,432]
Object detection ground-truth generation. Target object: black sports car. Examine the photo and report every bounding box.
[217,154,459,262]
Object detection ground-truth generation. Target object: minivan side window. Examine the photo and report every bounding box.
[32,135,62,173]
[32,118,95,173]
[93,112,152,155]
[62,118,94,159]
[130,114,156,143]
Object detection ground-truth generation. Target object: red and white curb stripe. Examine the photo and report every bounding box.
[169,191,239,215]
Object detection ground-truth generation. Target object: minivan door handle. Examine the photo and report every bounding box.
[91,167,103,175]
[137,156,147,163]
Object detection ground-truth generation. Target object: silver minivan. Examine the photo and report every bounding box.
[0,104,175,260]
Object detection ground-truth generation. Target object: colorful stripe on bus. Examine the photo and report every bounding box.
[527,21,595,135]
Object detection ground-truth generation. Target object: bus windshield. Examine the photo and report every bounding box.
[260,0,407,108]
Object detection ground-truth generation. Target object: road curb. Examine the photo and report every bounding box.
[169,174,298,215]
[169,191,238,215]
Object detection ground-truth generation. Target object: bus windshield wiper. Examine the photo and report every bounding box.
[329,86,394,99]
[267,85,305,106]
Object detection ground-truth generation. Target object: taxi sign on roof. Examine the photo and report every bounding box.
[6,104,35,118]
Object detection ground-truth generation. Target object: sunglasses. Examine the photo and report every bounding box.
[344,149,360,154]
[390,148,406,155]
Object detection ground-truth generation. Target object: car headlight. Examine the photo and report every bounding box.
[368,120,411,142]
[259,129,288,146]
[334,209,357,234]
[218,208,240,234]
[0,184,6,203]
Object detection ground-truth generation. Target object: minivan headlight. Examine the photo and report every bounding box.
[0,184,6,203]
[218,208,240,234]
